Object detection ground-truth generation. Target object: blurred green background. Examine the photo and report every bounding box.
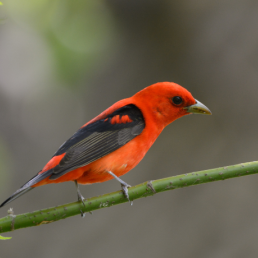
[1,0,258,257]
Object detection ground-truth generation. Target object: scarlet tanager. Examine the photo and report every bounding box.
[0,82,211,209]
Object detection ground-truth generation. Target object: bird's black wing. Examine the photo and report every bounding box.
[50,104,145,179]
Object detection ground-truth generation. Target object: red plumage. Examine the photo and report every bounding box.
[0,82,211,208]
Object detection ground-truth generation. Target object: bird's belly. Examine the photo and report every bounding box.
[76,153,142,184]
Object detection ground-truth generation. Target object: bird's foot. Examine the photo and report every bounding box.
[79,209,86,218]
[74,180,87,218]
[121,182,133,206]
[107,170,133,205]
[78,195,86,218]
[78,194,85,205]
[78,193,93,216]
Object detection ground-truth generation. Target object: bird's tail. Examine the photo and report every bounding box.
[0,169,53,208]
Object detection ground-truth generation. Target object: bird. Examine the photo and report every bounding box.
[0,82,211,211]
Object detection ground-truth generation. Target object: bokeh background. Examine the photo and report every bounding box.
[1,0,258,257]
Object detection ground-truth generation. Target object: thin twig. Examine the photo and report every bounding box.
[0,160,257,234]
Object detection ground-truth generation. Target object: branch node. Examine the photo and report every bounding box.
[147,181,156,193]
[7,208,16,231]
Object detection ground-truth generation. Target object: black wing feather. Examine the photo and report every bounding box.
[50,104,145,179]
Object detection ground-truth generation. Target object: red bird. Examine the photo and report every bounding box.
[0,82,211,210]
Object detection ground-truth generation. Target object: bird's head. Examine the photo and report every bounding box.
[133,82,211,127]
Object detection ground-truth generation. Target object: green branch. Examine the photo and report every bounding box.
[0,160,258,234]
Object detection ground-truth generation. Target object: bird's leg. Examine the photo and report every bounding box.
[107,171,133,205]
[74,180,86,218]
[75,180,85,203]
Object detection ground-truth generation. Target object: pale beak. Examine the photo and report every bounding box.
[184,99,212,115]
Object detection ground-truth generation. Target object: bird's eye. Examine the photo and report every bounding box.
[172,96,183,105]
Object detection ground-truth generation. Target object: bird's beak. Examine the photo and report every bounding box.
[184,100,212,115]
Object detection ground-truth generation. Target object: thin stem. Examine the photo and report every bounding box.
[0,160,257,233]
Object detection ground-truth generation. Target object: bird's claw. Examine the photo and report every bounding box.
[78,195,85,206]
[121,183,133,205]
[75,180,87,217]
[78,195,86,218]
[79,209,86,218]
[106,171,133,205]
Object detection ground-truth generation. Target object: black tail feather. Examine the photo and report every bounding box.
[0,169,53,208]
[0,187,33,208]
